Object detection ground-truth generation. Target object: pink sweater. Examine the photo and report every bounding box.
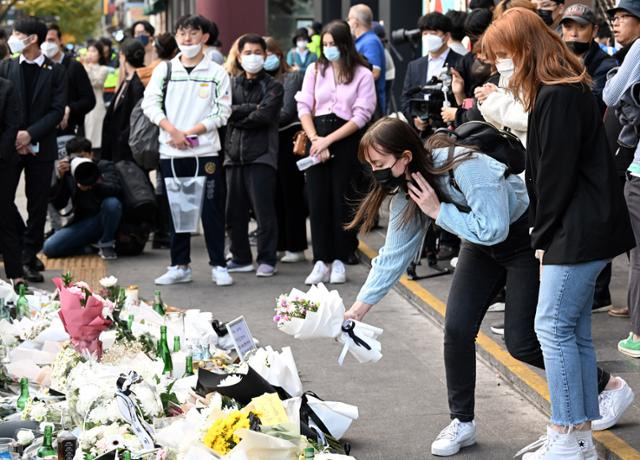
[295,62,376,129]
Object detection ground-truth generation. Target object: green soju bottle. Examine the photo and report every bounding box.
[16,377,29,410]
[37,425,57,458]
[16,284,30,319]
[185,355,194,376]
[127,314,134,331]
[122,450,132,460]
[173,336,181,352]
[153,290,165,316]
[160,326,172,374]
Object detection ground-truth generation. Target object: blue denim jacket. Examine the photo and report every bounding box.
[356,147,529,305]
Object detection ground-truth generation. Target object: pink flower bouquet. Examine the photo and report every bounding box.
[54,277,112,359]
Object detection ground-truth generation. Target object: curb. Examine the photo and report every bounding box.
[358,240,640,460]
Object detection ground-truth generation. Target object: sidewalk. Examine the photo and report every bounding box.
[358,205,640,460]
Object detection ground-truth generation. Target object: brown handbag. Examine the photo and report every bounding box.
[292,65,318,156]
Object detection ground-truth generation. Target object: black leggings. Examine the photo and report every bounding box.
[444,213,610,422]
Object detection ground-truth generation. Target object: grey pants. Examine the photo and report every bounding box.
[624,174,640,335]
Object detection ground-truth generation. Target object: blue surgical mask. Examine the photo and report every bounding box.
[136,35,150,46]
[264,54,280,72]
[323,46,341,62]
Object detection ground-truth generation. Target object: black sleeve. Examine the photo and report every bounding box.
[27,64,67,142]
[401,61,416,121]
[591,57,617,116]
[0,80,19,160]
[50,174,73,210]
[229,103,259,122]
[68,61,96,117]
[279,72,303,127]
[233,79,284,129]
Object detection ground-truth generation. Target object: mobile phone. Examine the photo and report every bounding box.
[186,135,199,147]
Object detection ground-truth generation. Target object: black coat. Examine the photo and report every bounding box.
[0,57,67,162]
[101,73,145,163]
[0,77,20,164]
[58,54,96,136]
[526,84,635,264]
[582,41,617,115]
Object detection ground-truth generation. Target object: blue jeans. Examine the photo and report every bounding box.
[534,259,608,426]
[42,197,122,258]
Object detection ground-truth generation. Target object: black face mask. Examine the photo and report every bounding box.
[372,160,406,190]
[471,58,493,84]
[537,9,554,26]
[566,41,590,55]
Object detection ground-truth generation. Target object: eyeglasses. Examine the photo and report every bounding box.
[611,14,636,23]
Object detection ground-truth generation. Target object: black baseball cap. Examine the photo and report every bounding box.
[561,3,597,25]
[607,0,640,19]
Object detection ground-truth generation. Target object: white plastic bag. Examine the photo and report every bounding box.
[165,157,205,233]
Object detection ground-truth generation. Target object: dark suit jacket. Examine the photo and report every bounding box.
[0,77,20,164]
[58,54,95,136]
[0,57,67,162]
[101,72,145,163]
[400,49,463,123]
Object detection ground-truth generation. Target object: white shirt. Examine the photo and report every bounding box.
[426,48,450,83]
[19,53,45,66]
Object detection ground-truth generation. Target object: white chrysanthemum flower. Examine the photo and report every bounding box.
[99,276,118,288]
[16,429,35,446]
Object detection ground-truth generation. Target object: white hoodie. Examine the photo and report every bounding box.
[141,54,231,158]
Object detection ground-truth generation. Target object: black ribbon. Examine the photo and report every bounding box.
[341,320,371,350]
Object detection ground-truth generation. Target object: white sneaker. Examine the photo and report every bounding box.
[431,418,476,456]
[575,430,597,460]
[330,260,346,284]
[154,266,192,285]
[280,251,306,263]
[593,376,635,431]
[487,302,505,312]
[517,427,583,460]
[305,261,330,285]
[212,266,233,286]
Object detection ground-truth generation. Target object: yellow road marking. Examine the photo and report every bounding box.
[359,240,640,460]
[39,254,107,290]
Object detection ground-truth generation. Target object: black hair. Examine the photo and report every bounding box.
[132,20,155,36]
[204,18,220,46]
[417,12,452,34]
[469,0,495,9]
[120,38,145,68]
[317,20,371,84]
[47,23,62,40]
[99,37,113,58]
[86,39,107,65]
[14,17,48,45]
[154,32,178,60]
[292,27,310,46]
[175,14,209,33]
[0,28,6,41]
[464,8,493,40]
[311,21,323,35]
[66,137,92,155]
[0,42,8,60]
[238,33,267,53]
[445,11,468,41]
[596,19,612,39]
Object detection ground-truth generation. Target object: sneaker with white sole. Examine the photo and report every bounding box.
[330,260,346,284]
[212,266,233,286]
[256,264,277,277]
[305,261,330,285]
[280,251,306,263]
[155,266,192,285]
[490,322,505,335]
[431,418,476,457]
[517,427,584,460]
[592,376,635,431]
[575,430,597,460]
[227,261,254,273]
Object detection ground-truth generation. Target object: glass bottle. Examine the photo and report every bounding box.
[0,298,8,320]
[127,314,134,331]
[56,429,77,460]
[173,336,181,352]
[16,377,29,410]
[16,284,29,319]
[152,290,165,316]
[160,326,172,375]
[304,447,315,459]
[121,450,131,460]
[37,425,56,458]
[184,355,194,376]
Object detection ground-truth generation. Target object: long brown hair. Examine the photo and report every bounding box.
[482,8,590,112]
[317,20,371,84]
[492,0,535,20]
[265,36,292,79]
[348,118,473,233]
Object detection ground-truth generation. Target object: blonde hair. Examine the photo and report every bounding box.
[224,35,244,76]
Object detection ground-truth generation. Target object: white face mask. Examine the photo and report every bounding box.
[8,35,32,55]
[422,34,444,55]
[296,40,308,50]
[40,41,59,59]
[240,54,265,74]
[495,58,515,78]
[179,42,202,59]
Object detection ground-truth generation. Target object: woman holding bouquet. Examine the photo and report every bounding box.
[344,115,632,457]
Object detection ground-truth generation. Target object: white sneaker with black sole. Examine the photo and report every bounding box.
[593,376,635,431]
[431,418,476,456]
[212,266,233,286]
[155,266,192,285]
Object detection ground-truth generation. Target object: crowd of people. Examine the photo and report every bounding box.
[1,1,640,458]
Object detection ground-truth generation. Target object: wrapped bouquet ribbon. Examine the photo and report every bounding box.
[273,284,383,366]
[53,277,112,359]
[115,371,156,450]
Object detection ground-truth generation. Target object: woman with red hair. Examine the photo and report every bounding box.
[483,8,634,459]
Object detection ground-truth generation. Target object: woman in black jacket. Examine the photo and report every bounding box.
[101,39,145,163]
[484,9,635,459]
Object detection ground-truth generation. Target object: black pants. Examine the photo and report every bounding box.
[276,126,308,253]
[444,213,610,422]
[14,156,54,264]
[594,262,612,305]
[160,155,226,267]
[306,115,360,263]
[0,160,24,278]
[226,163,278,267]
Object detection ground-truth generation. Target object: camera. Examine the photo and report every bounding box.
[390,28,421,45]
[408,67,455,128]
[70,156,100,187]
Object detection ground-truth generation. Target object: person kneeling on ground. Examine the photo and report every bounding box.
[43,137,122,260]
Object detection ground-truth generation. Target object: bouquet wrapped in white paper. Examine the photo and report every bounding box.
[273,284,383,365]
[247,346,303,397]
